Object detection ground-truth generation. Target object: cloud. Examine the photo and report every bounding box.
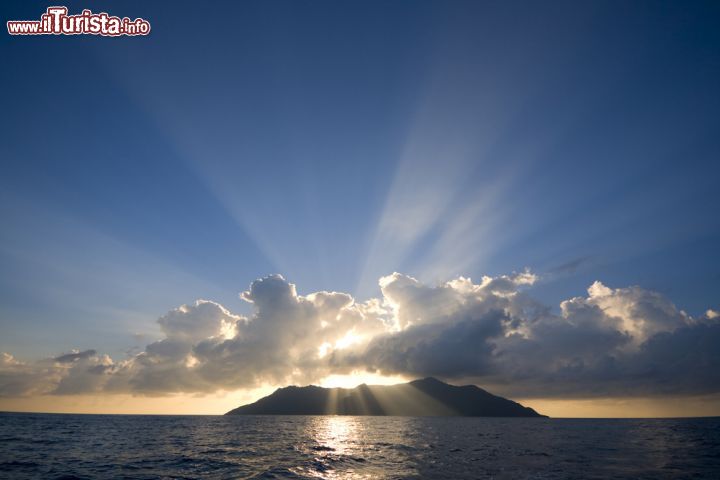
[54,349,97,363]
[1,272,718,399]
[100,276,390,395]
[0,351,110,396]
[0,353,56,396]
[157,300,242,342]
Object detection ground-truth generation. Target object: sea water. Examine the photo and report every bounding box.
[0,413,718,479]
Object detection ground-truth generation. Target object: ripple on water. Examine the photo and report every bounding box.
[0,414,718,479]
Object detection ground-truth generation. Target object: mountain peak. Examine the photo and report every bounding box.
[410,377,447,386]
[410,377,449,385]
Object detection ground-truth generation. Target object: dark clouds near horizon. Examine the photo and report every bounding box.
[1,272,718,399]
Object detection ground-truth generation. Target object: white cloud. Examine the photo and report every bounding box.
[158,300,243,342]
[1,272,718,399]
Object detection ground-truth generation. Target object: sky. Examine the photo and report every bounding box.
[0,0,719,417]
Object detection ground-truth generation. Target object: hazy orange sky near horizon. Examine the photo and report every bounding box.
[1,374,719,418]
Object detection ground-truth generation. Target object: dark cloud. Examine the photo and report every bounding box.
[352,310,505,378]
[53,349,97,363]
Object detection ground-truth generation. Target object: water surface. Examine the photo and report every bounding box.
[1,413,718,479]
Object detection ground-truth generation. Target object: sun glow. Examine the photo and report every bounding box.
[334,330,362,350]
[318,331,364,359]
[317,342,332,358]
[320,371,408,389]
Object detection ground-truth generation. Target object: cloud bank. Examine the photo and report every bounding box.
[1,272,718,398]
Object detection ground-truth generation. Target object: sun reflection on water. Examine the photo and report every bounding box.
[296,416,379,479]
[311,416,359,455]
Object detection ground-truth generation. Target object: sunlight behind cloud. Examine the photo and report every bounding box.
[334,330,362,350]
[320,372,408,389]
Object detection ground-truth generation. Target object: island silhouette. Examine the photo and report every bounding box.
[226,377,546,417]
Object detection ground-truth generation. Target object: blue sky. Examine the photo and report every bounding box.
[1,0,719,371]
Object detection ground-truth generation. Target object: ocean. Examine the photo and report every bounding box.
[0,413,718,479]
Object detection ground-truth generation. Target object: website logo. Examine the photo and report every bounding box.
[7,6,151,36]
